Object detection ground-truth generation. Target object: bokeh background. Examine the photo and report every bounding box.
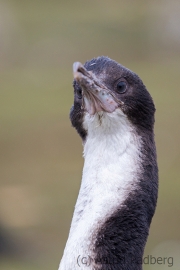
[0,0,180,269]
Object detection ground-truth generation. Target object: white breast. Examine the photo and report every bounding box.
[59,109,142,270]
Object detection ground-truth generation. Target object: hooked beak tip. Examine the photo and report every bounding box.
[73,62,83,74]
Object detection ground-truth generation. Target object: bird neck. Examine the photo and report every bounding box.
[59,112,158,270]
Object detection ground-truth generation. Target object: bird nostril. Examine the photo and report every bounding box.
[76,65,90,77]
[79,68,89,77]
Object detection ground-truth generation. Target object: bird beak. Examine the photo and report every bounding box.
[73,62,120,115]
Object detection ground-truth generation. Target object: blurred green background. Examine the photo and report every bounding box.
[0,0,180,269]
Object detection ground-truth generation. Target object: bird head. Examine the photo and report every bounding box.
[70,56,155,141]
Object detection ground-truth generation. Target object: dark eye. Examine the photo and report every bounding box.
[116,81,127,94]
[76,87,82,99]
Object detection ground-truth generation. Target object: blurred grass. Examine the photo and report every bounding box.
[0,0,180,269]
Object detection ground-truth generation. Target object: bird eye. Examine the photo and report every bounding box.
[116,81,127,94]
[76,87,82,99]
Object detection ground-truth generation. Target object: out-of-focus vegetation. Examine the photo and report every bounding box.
[0,0,180,269]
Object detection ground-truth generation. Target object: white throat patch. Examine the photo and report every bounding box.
[59,109,142,270]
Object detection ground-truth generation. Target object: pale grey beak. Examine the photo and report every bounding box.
[73,62,121,115]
